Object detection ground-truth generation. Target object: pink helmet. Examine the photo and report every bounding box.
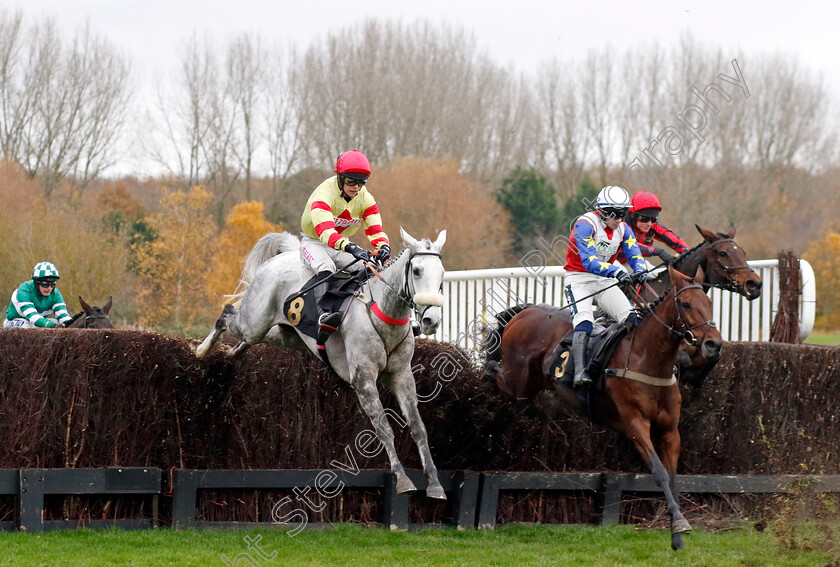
[334,150,371,177]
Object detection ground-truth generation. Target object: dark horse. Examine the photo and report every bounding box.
[640,224,761,386]
[483,266,723,550]
[66,296,113,329]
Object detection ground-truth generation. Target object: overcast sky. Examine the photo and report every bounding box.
[7,0,838,177]
[11,0,839,90]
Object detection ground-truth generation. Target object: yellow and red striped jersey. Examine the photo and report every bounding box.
[300,176,390,252]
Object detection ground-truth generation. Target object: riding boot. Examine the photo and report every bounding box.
[572,331,592,389]
[315,271,342,333]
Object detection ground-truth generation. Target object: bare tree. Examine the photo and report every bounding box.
[264,44,303,196]
[534,58,590,198]
[227,33,264,201]
[0,14,131,197]
[292,19,529,186]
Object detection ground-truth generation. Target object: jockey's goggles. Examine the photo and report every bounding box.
[37,280,56,288]
[599,207,628,220]
[341,175,368,187]
[636,214,658,223]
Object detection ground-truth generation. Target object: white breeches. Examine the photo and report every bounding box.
[564,271,634,328]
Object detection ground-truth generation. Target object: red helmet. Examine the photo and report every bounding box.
[629,191,662,215]
[334,150,371,176]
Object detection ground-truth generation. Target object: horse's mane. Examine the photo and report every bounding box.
[672,232,729,269]
[67,311,85,325]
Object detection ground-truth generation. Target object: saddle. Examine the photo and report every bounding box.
[546,321,630,424]
[282,271,362,359]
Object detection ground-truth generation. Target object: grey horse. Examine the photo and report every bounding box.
[195,228,448,499]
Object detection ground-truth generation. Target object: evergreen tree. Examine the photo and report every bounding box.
[558,177,599,235]
[495,167,560,257]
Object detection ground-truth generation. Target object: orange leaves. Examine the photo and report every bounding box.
[206,201,283,306]
[372,157,511,269]
[132,186,216,329]
[804,233,840,330]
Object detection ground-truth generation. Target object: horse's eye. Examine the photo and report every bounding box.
[718,250,727,257]
[413,267,422,277]
[681,301,692,309]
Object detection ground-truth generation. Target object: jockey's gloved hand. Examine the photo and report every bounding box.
[654,248,676,264]
[615,271,632,285]
[631,271,650,284]
[375,244,391,265]
[344,242,371,262]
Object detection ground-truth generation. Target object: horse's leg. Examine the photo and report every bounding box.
[623,416,689,550]
[195,304,236,358]
[391,367,445,500]
[352,367,417,495]
[659,426,690,550]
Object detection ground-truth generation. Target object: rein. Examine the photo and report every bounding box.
[365,251,443,326]
[637,284,716,346]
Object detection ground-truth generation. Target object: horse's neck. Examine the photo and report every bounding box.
[673,244,707,280]
[631,296,682,372]
[370,252,411,319]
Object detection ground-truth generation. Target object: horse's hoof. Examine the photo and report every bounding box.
[671,533,685,551]
[395,476,417,494]
[673,518,692,534]
[426,483,447,500]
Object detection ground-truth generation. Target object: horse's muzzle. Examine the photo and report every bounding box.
[701,338,723,362]
[744,278,762,300]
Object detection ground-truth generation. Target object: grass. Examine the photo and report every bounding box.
[805,331,840,345]
[0,523,836,566]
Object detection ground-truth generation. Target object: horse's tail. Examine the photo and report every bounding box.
[483,304,531,370]
[226,232,301,308]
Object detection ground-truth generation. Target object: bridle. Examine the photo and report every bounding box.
[367,251,444,323]
[640,284,717,347]
[705,239,754,293]
[83,310,112,328]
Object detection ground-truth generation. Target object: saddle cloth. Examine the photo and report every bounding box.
[282,272,361,342]
[548,321,629,391]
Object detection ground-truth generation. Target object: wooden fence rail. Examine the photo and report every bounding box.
[1,469,839,532]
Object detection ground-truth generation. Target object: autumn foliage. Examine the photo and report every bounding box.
[804,233,840,330]
[206,201,283,307]
[372,157,512,269]
[132,187,216,329]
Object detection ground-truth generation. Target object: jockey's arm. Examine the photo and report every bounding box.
[359,195,389,253]
[621,225,647,274]
[574,220,621,278]
[51,290,73,325]
[652,222,690,253]
[309,199,350,251]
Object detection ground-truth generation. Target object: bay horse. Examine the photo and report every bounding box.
[194,228,448,499]
[483,266,722,550]
[640,224,761,386]
[66,296,113,329]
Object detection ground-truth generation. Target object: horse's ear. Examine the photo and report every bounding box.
[400,226,418,248]
[103,296,113,315]
[694,265,705,283]
[433,230,447,250]
[696,224,718,243]
[668,265,690,287]
[726,223,736,238]
[79,296,92,315]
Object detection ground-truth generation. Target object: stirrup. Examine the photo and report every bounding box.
[573,373,592,389]
[318,312,341,333]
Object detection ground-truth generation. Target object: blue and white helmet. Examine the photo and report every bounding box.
[32,261,60,281]
[595,186,631,210]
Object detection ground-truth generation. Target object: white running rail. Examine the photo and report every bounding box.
[434,259,816,351]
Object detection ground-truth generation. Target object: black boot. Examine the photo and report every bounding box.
[315,271,341,333]
[572,331,592,389]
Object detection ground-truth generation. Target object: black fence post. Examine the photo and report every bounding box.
[18,469,45,533]
[172,469,200,529]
